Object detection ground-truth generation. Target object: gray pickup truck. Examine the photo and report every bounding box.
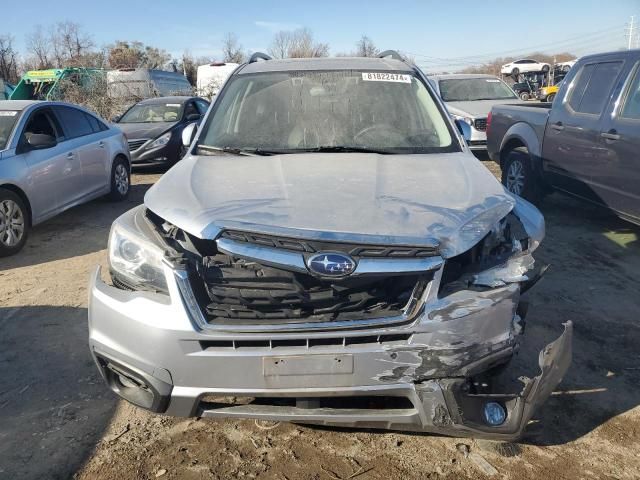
[487,50,640,224]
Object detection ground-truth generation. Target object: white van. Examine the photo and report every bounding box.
[107,69,193,100]
[196,62,238,98]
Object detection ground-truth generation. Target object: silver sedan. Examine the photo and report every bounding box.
[0,100,131,256]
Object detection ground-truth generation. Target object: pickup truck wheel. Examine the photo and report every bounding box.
[546,93,556,103]
[519,91,530,101]
[0,189,29,257]
[502,151,542,204]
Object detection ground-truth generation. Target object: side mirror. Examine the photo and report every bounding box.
[182,122,198,147]
[186,113,201,122]
[454,119,472,142]
[27,134,57,150]
[111,115,121,123]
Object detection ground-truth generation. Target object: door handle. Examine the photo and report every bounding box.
[550,121,564,131]
[98,141,105,148]
[66,152,75,159]
[601,130,620,141]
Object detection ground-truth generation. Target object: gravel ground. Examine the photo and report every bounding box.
[1,162,639,480]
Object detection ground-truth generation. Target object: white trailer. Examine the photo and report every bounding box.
[196,62,238,99]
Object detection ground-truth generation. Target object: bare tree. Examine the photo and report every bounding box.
[269,31,293,59]
[355,35,378,57]
[222,33,246,63]
[51,21,95,67]
[269,28,329,59]
[0,35,19,83]
[26,25,52,69]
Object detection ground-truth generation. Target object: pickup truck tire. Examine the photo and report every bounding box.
[0,188,29,257]
[546,93,556,102]
[519,91,530,101]
[502,151,542,204]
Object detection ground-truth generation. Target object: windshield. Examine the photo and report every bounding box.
[439,78,517,102]
[0,111,20,150]
[197,70,456,154]
[119,103,182,123]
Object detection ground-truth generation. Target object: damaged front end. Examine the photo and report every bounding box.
[91,192,571,440]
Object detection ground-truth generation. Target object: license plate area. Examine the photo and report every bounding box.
[263,354,353,376]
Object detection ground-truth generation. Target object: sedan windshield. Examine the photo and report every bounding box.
[439,78,517,102]
[0,111,20,150]
[119,103,182,123]
[197,70,456,155]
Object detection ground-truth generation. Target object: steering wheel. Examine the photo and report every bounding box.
[353,124,404,145]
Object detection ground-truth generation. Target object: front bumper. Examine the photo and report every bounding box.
[88,266,571,440]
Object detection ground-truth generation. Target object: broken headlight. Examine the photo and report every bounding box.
[108,222,169,294]
[440,202,544,294]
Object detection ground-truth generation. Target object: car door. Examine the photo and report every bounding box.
[53,105,110,201]
[595,60,640,221]
[18,107,78,221]
[541,59,625,202]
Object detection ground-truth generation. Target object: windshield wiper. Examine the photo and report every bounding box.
[196,145,277,156]
[294,145,391,154]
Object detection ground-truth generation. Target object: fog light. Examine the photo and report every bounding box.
[483,401,507,426]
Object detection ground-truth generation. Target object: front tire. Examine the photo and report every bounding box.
[0,188,29,257]
[108,157,131,201]
[546,93,556,103]
[519,91,530,101]
[501,150,542,204]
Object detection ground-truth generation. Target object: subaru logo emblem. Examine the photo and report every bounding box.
[307,253,356,277]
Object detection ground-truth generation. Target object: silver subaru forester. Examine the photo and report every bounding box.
[88,52,571,440]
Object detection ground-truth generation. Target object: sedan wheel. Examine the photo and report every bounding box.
[108,157,131,201]
[0,189,29,257]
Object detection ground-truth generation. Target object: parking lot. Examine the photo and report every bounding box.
[1,161,639,480]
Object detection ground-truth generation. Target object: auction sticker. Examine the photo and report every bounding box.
[0,111,18,116]
[362,72,411,83]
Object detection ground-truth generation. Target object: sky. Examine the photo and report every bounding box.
[3,0,640,72]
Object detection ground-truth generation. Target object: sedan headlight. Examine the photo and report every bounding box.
[147,132,172,149]
[451,114,474,127]
[108,222,168,293]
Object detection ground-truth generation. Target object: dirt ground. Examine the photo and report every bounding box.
[1,161,640,480]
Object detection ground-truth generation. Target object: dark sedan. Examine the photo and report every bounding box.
[113,96,209,166]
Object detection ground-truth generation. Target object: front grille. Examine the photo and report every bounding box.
[474,118,487,131]
[127,139,147,151]
[219,230,438,258]
[194,253,429,326]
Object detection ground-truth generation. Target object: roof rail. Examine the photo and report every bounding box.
[249,52,272,63]
[378,50,404,61]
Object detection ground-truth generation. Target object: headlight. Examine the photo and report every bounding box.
[147,132,172,149]
[108,223,168,293]
[451,114,474,126]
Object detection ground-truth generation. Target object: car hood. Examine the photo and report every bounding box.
[446,99,522,118]
[114,121,176,140]
[144,152,516,258]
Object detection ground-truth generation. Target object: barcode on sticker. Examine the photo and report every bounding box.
[362,72,411,83]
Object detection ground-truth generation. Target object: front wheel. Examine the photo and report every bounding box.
[108,157,131,201]
[501,151,542,204]
[546,93,556,103]
[519,91,530,101]
[0,188,29,257]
